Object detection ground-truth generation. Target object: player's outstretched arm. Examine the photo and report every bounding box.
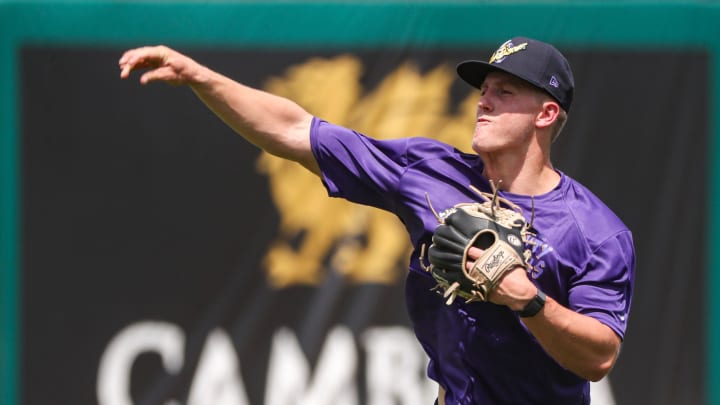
[119,45,319,174]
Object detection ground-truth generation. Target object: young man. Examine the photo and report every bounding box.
[119,37,635,404]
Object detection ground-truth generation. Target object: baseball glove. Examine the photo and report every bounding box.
[423,183,534,305]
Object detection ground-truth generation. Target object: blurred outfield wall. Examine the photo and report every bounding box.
[1,1,719,404]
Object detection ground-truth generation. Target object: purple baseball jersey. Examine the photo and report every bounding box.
[309,118,635,404]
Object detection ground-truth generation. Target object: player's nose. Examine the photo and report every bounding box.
[477,93,492,113]
[477,98,492,114]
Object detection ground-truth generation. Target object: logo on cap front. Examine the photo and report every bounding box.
[489,40,529,64]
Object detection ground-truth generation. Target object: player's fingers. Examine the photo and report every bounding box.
[118,48,142,68]
[119,56,150,79]
[467,246,484,260]
[139,66,169,84]
[465,260,476,272]
[119,45,167,65]
[119,61,136,79]
[118,46,168,79]
[465,247,483,271]
[139,66,181,85]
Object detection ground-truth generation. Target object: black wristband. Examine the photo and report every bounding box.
[516,290,546,318]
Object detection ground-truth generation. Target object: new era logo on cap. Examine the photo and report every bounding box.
[457,37,575,112]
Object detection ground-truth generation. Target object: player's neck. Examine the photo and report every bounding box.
[478,132,559,195]
[481,155,559,196]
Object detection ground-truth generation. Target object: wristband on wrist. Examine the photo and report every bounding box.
[516,289,546,318]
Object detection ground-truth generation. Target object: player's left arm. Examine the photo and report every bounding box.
[472,249,621,382]
[519,288,621,382]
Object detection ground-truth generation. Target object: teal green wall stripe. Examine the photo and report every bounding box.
[0,11,19,404]
[0,2,718,47]
[1,2,719,405]
[708,45,720,405]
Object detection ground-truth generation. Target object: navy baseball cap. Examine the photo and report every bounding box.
[457,37,575,112]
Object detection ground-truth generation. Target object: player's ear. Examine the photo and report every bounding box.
[535,101,560,130]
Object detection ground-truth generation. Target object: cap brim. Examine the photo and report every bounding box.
[457,60,541,92]
[457,60,507,90]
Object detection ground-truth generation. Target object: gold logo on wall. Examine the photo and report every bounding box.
[256,55,478,288]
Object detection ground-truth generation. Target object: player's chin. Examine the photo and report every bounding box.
[471,128,495,151]
[471,142,486,156]
[471,137,500,155]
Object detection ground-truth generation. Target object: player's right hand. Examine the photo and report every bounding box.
[119,45,201,86]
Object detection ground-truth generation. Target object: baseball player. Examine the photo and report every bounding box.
[119,36,635,404]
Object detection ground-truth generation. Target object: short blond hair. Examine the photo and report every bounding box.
[551,108,568,143]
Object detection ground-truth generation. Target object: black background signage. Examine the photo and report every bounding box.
[18,47,707,405]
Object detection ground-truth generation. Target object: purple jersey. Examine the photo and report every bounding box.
[310,118,635,404]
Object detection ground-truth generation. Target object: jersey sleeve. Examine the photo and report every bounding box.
[568,230,636,339]
[309,117,409,210]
